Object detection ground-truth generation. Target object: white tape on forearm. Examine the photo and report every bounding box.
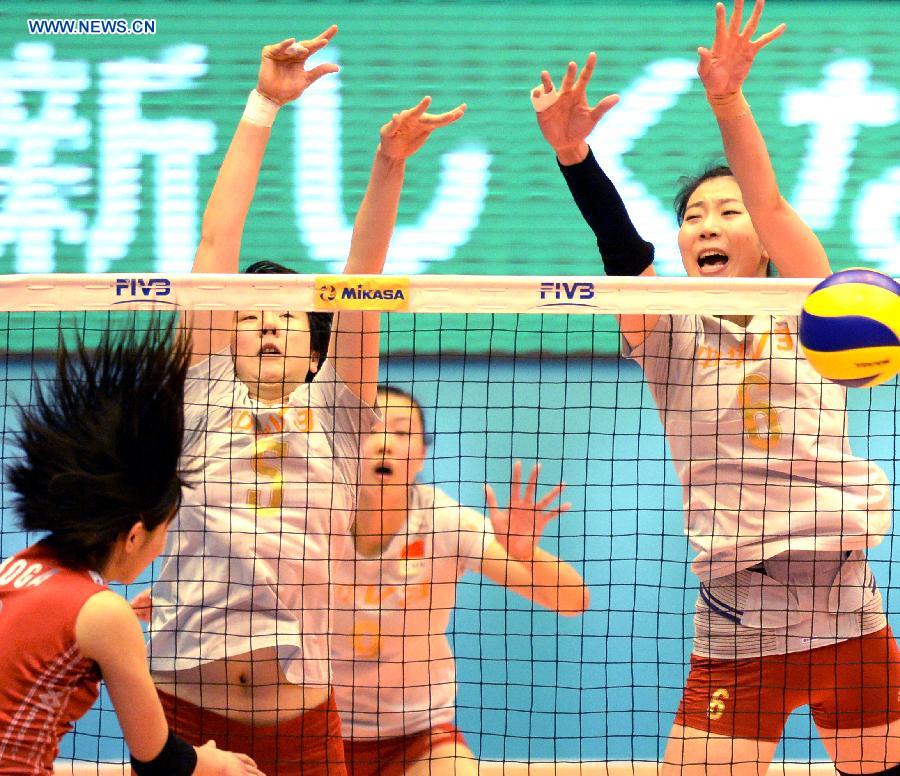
[530,87,559,114]
[242,89,281,127]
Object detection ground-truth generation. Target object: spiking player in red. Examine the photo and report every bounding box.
[0,323,261,776]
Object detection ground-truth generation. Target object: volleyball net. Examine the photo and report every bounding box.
[1,273,895,774]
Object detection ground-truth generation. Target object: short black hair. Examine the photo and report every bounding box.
[673,163,734,225]
[672,164,776,277]
[376,385,431,446]
[244,260,333,381]
[8,317,193,571]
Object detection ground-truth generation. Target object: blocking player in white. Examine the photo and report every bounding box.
[145,29,466,776]
[331,386,588,776]
[533,1,900,774]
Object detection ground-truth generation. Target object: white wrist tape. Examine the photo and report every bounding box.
[242,89,280,127]
[530,86,559,114]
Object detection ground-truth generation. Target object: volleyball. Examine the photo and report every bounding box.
[800,269,900,388]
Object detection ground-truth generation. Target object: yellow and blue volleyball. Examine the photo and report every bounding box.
[800,269,900,388]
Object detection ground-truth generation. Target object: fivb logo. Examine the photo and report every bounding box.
[538,280,597,308]
[113,277,173,304]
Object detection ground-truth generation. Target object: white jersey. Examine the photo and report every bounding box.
[330,484,493,739]
[627,314,891,581]
[149,348,376,685]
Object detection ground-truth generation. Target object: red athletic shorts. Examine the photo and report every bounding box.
[158,688,347,776]
[675,626,900,742]
[342,723,468,776]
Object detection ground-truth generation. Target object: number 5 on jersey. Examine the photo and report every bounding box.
[248,438,288,516]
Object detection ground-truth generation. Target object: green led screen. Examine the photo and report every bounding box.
[0,1,898,353]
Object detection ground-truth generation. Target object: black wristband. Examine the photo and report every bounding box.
[131,729,198,776]
[558,147,655,277]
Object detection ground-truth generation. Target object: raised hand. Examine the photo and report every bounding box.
[532,52,620,158]
[256,25,339,105]
[377,97,467,160]
[485,461,571,561]
[698,0,785,97]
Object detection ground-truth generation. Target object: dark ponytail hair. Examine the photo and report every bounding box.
[377,385,431,446]
[8,317,193,571]
[244,260,333,381]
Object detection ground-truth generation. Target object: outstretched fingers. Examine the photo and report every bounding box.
[297,24,338,53]
[752,22,786,52]
[711,1,728,54]
[559,60,579,93]
[741,0,764,38]
[513,459,529,501]
[590,93,620,122]
[573,52,597,95]
[540,70,556,95]
[740,0,785,51]
[420,102,467,128]
[535,483,566,512]
[522,462,541,505]
[728,0,745,36]
[484,483,501,519]
[311,23,339,43]
[408,95,433,117]
[306,62,341,84]
[264,38,306,59]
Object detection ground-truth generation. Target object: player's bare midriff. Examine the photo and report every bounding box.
[152,645,330,726]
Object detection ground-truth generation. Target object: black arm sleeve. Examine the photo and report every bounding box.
[131,730,198,776]
[558,147,655,277]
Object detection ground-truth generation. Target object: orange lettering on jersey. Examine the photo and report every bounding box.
[697,345,719,368]
[232,408,313,435]
[353,620,381,658]
[749,332,770,361]
[697,332,778,368]
[232,410,255,432]
[288,408,313,434]
[363,584,397,606]
[774,321,794,351]
[256,412,284,435]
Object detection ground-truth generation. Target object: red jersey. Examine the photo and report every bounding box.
[0,543,107,775]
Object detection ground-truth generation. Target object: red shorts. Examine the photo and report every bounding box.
[158,688,347,776]
[342,723,468,776]
[675,626,900,742]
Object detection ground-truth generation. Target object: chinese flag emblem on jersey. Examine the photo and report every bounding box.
[398,539,426,578]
